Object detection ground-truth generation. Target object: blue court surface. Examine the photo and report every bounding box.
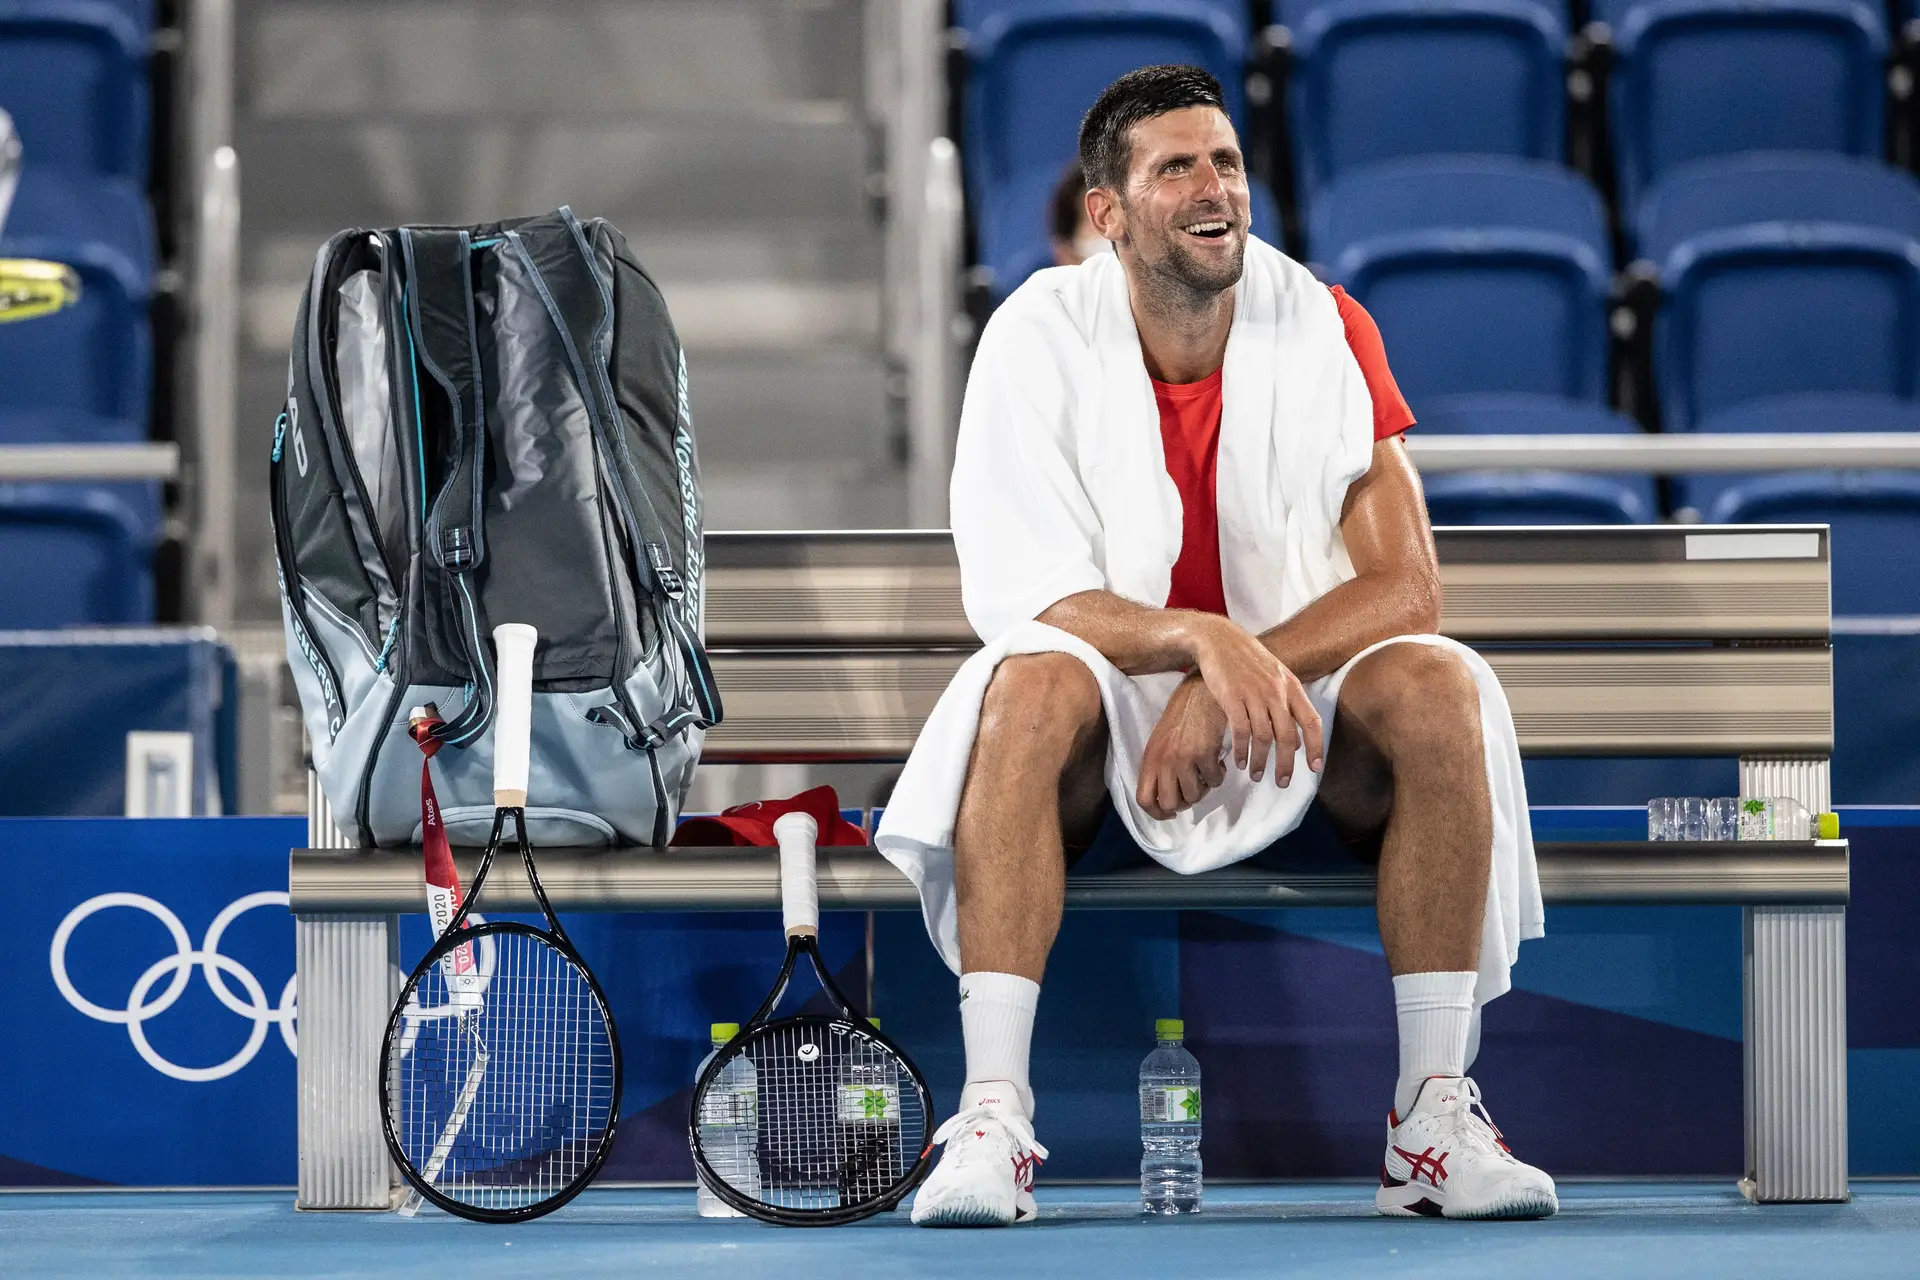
[3,1182,1916,1278]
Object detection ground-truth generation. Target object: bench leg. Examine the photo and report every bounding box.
[295,912,398,1209]
[1743,904,1849,1202]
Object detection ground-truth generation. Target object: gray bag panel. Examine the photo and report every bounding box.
[334,267,405,569]
[476,243,627,685]
[366,685,664,848]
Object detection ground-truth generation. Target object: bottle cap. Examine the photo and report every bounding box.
[867,1017,882,1031]
[1817,811,1840,840]
[710,1022,739,1043]
[1155,1018,1184,1040]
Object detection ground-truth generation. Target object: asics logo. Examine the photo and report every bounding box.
[1010,1150,1040,1191]
[1394,1145,1450,1189]
[49,892,296,1083]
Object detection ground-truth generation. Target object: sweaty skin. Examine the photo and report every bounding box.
[950,105,1490,987]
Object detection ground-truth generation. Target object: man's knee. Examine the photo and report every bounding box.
[1344,644,1480,753]
[977,652,1104,758]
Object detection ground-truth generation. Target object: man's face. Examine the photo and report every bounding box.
[1097,106,1248,293]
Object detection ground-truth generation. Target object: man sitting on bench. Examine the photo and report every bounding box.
[874,65,1555,1225]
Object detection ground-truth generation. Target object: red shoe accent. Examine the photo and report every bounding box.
[1392,1145,1451,1189]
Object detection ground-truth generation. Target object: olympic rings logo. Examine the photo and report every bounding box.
[49,892,297,1083]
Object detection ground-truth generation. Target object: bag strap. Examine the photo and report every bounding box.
[400,228,495,748]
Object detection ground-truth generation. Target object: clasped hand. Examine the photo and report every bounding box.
[1135,616,1325,820]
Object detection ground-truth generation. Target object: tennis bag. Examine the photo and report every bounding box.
[272,207,721,848]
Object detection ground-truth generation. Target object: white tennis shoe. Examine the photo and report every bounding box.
[1376,1076,1558,1220]
[909,1091,1048,1227]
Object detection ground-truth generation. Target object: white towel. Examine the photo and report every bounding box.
[874,240,1544,1005]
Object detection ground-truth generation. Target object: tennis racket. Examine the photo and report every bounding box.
[688,811,934,1225]
[380,623,623,1222]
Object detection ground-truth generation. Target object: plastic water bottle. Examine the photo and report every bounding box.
[837,1017,901,1201]
[696,1022,758,1217]
[1140,1017,1202,1214]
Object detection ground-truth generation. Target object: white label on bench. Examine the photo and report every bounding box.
[1685,532,1821,561]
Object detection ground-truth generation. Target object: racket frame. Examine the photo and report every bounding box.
[379,806,625,1224]
[687,930,935,1226]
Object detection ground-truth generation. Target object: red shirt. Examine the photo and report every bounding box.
[1157,285,1414,614]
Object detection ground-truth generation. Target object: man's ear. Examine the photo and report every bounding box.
[1085,185,1125,245]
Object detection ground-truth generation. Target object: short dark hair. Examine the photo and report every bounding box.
[1048,161,1086,241]
[1077,65,1228,194]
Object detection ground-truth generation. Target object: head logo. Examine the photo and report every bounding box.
[49,892,297,1083]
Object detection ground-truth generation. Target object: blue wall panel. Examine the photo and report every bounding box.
[0,812,1912,1185]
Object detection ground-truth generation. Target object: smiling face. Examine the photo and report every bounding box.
[1087,105,1249,296]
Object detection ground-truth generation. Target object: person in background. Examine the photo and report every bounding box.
[1049,162,1109,267]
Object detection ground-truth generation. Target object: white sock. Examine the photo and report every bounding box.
[1393,970,1477,1119]
[958,971,1039,1117]
[1463,1006,1483,1073]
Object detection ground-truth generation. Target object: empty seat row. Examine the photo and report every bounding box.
[0,4,161,624]
[955,0,1897,253]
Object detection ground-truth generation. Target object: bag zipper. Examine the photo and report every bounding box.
[270,407,348,739]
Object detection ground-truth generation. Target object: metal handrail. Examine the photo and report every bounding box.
[0,443,180,481]
[1407,432,1920,472]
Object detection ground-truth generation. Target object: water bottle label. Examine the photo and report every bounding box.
[698,1089,757,1128]
[1142,1085,1201,1123]
[838,1083,900,1123]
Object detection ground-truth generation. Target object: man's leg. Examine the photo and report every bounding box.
[949,653,1108,1113]
[953,652,1110,980]
[1318,643,1491,977]
[913,653,1106,1227]
[1317,643,1489,1113]
[1317,642,1555,1219]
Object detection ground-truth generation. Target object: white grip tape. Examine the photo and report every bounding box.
[491,623,538,804]
[774,811,819,937]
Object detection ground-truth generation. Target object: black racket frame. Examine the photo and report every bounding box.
[688,930,934,1226]
[379,807,625,1224]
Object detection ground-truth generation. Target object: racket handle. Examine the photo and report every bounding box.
[774,811,819,938]
[491,623,538,807]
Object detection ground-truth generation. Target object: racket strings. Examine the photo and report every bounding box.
[700,1020,928,1214]
[394,929,616,1213]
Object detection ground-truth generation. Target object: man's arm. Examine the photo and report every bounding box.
[1037,587,1324,790]
[1258,435,1441,681]
[1120,436,1439,816]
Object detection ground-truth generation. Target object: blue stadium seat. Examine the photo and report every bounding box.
[1313,157,1612,404]
[0,407,161,532]
[1640,154,1920,429]
[1669,393,1920,614]
[1,164,154,276]
[1600,0,1887,214]
[1415,392,1659,524]
[981,167,1282,302]
[0,181,151,422]
[957,1,1249,212]
[1286,0,1566,204]
[957,0,1250,35]
[0,483,155,624]
[0,0,152,180]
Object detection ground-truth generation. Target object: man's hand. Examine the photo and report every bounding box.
[1189,614,1324,785]
[1138,674,1229,819]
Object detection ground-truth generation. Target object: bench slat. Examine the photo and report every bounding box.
[288,841,1848,914]
[703,526,1832,646]
[699,645,1833,761]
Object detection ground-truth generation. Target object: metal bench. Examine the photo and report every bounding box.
[291,523,1848,1208]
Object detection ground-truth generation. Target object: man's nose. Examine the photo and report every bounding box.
[1192,161,1228,205]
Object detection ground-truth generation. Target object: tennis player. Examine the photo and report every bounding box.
[874,65,1555,1225]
